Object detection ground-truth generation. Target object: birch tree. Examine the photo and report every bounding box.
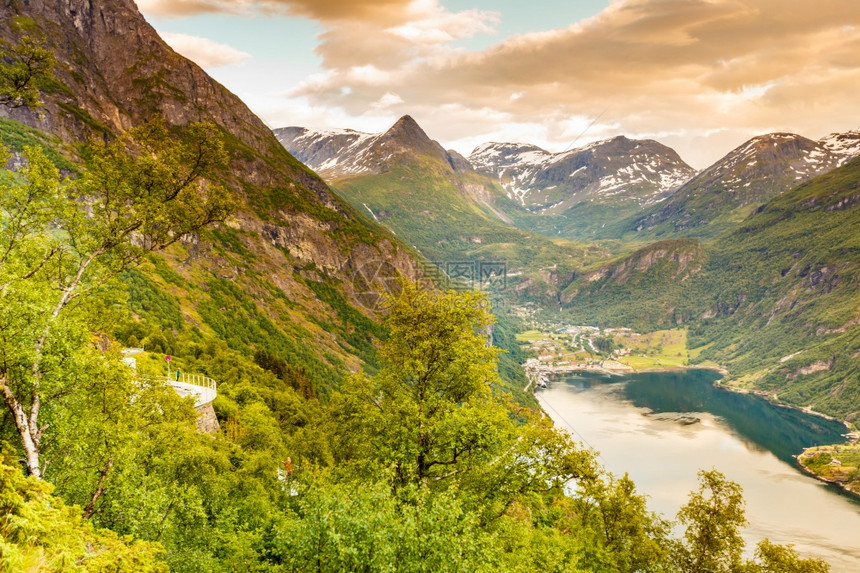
[0,120,232,477]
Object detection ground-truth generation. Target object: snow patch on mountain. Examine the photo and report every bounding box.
[469,137,696,209]
[819,130,860,165]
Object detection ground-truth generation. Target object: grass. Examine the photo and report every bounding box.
[619,355,684,369]
[0,118,75,170]
[515,330,547,342]
[613,328,689,370]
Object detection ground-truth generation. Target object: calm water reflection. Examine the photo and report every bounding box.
[537,369,860,572]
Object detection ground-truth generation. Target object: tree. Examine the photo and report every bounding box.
[267,475,497,572]
[743,539,830,573]
[0,119,232,477]
[575,473,670,571]
[347,282,502,484]
[0,35,55,108]
[673,469,747,573]
[593,335,615,355]
[325,283,597,524]
[0,447,166,571]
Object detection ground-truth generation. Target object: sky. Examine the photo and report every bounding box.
[137,0,860,169]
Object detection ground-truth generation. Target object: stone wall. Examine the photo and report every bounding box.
[195,402,220,435]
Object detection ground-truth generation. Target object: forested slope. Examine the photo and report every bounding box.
[561,158,860,420]
[0,1,843,570]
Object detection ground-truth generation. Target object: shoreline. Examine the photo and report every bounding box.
[796,447,860,498]
[529,360,859,497]
[531,360,853,434]
[711,378,851,431]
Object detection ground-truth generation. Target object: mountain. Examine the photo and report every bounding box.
[632,132,859,237]
[560,238,706,329]
[277,115,514,231]
[560,157,860,420]
[278,117,612,303]
[820,129,860,164]
[470,136,695,210]
[467,136,694,239]
[276,115,468,180]
[0,0,420,388]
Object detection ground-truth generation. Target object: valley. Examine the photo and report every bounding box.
[517,324,692,376]
[281,111,860,525]
[281,113,860,426]
[0,0,858,570]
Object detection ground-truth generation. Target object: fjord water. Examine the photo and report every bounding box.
[537,370,860,571]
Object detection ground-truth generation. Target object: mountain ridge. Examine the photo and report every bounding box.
[630,131,860,238]
[470,135,696,212]
[276,114,463,181]
[0,0,423,386]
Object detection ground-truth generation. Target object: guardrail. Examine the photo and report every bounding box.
[144,374,217,407]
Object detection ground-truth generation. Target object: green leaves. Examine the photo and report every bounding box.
[76,118,233,259]
[0,36,56,109]
[269,476,496,573]
[0,449,167,571]
[674,469,747,573]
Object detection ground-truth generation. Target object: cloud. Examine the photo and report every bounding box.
[137,0,250,18]
[138,0,418,22]
[141,0,860,168]
[370,92,405,110]
[160,32,252,68]
[286,0,860,167]
[386,5,499,45]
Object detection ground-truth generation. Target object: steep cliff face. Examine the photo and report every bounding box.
[0,0,420,385]
[2,0,338,200]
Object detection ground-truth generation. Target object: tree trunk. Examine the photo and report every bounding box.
[0,374,41,478]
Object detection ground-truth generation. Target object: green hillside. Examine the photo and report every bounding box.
[331,153,609,305]
[686,158,860,419]
[0,2,851,571]
[559,159,860,420]
[560,238,706,331]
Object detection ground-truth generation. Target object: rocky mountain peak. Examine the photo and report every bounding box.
[276,116,454,180]
[383,115,424,140]
[630,130,855,236]
[376,114,447,160]
[469,135,695,210]
[819,129,860,165]
[701,132,839,183]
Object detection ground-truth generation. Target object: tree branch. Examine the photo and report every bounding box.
[82,456,114,519]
